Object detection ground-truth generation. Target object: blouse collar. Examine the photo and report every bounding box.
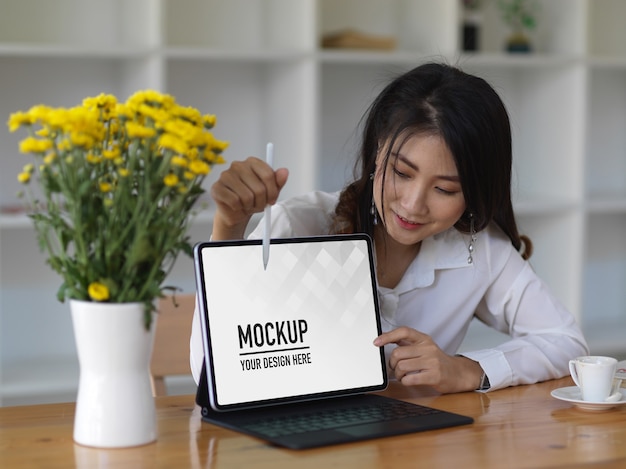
[390,227,472,294]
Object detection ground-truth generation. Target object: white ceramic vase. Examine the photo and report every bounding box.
[70,299,157,448]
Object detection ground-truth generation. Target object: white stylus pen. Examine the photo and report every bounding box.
[263,142,273,270]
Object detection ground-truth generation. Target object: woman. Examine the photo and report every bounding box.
[190,62,588,393]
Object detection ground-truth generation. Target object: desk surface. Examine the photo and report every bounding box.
[1,377,625,468]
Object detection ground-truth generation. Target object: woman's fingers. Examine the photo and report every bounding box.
[212,157,287,214]
[210,157,289,239]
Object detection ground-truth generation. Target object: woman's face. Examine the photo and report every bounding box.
[373,133,466,248]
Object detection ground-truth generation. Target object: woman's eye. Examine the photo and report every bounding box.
[436,187,457,195]
[393,167,409,178]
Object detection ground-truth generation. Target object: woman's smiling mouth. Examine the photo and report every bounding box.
[395,212,423,230]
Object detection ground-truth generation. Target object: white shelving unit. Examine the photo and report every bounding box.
[1,0,625,406]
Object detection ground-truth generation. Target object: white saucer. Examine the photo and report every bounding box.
[551,386,626,411]
[617,360,626,380]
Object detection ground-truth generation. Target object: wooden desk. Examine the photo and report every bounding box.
[1,377,625,468]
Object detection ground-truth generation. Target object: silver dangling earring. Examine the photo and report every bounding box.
[467,212,476,264]
[370,172,378,225]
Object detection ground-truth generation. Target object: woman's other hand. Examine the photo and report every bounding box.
[210,156,289,240]
[374,327,484,393]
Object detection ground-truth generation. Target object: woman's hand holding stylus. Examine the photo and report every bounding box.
[210,156,289,240]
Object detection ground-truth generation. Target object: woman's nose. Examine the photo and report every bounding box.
[401,186,428,215]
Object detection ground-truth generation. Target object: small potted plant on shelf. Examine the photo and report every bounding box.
[497,0,539,52]
[8,90,228,448]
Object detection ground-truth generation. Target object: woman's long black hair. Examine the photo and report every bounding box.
[333,62,531,259]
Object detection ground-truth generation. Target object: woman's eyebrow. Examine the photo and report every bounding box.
[395,153,460,182]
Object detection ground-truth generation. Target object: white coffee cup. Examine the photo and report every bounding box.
[569,356,620,402]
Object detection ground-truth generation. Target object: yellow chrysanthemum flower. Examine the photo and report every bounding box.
[43,152,57,165]
[7,111,34,132]
[35,127,51,138]
[19,137,53,154]
[138,103,170,123]
[127,90,175,109]
[108,120,120,134]
[202,114,217,129]
[203,149,227,165]
[118,168,130,177]
[99,182,113,193]
[188,159,210,176]
[159,133,188,155]
[164,119,196,139]
[57,139,71,151]
[115,103,135,120]
[183,171,195,180]
[203,150,218,163]
[186,147,200,160]
[102,147,121,160]
[86,153,102,164]
[17,172,31,184]
[83,93,117,111]
[39,108,67,131]
[70,132,95,148]
[213,139,229,153]
[23,163,35,173]
[88,282,110,302]
[163,173,179,187]
[196,132,229,154]
[170,156,188,168]
[126,121,156,139]
[25,105,53,124]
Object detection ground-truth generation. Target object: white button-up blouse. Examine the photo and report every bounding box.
[190,191,588,391]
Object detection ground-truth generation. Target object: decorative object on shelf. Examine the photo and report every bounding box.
[497,0,539,53]
[71,300,156,447]
[461,0,484,52]
[321,29,396,51]
[8,90,228,446]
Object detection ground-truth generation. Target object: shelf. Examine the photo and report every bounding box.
[0,357,79,405]
[457,53,582,68]
[585,196,626,214]
[0,44,154,58]
[0,213,31,229]
[0,207,215,230]
[317,50,584,67]
[588,57,626,69]
[1,43,618,68]
[164,47,307,62]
